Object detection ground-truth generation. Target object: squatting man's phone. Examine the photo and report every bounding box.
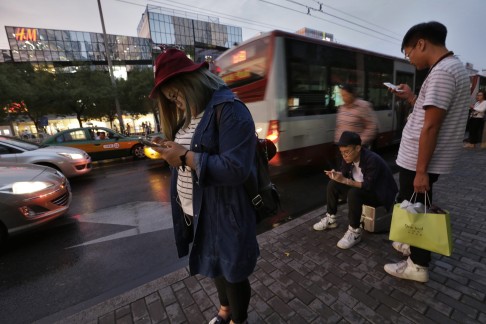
[383,82,403,92]
[324,170,336,179]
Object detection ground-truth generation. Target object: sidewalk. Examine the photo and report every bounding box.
[44,148,486,324]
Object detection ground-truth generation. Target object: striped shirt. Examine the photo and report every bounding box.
[175,113,204,216]
[335,99,378,145]
[396,55,470,174]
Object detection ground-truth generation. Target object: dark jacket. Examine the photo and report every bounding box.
[170,86,259,283]
[340,148,398,211]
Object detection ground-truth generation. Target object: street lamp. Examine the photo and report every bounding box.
[97,0,124,134]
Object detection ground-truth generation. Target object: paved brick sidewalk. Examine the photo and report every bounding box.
[44,148,486,324]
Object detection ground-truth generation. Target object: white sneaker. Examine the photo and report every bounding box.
[384,257,429,283]
[313,213,337,231]
[392,242,411,256]
[337,225,362,249]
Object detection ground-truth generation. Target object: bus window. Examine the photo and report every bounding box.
[215,38,269,89]
[365,55,394,111]
[368,71,393,111]
[286,40,333,116]
[395,71,416,137]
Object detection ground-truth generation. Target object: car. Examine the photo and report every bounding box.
[0,135,92,178]
[0,162,72,246]
[42,126,146,161]
[141,133,166,160]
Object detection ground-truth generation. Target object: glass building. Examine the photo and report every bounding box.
[296,27,334,42]
[1,8,242,136]
[137,5,242,63]
[4,26,152,69]
[0,49,12,63]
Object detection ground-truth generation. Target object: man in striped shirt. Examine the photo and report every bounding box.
[384,21,470,283]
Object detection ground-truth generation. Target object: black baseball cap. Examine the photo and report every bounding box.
[336,131,362,146]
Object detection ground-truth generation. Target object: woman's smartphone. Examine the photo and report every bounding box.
[383,82,403,92]
[140,138,164,147]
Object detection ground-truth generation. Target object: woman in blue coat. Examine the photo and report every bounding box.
[149,49,259,324]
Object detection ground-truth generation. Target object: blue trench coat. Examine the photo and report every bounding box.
[170,86,260,283]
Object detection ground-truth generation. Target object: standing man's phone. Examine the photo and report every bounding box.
[383,82,403,92]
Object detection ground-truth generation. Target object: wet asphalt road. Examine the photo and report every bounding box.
[0,146,398,323]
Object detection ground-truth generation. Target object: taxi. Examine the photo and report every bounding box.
[42,127,145,161]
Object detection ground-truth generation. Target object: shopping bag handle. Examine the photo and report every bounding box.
[409,192,432,212]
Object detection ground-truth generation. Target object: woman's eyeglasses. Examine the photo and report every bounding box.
[163,89,179,103]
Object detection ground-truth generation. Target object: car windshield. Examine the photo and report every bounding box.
[0,136,40,151]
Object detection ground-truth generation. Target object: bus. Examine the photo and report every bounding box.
[215,30,417,172]
[470,73,486,99]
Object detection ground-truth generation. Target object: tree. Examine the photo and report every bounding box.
[53,67,114,127]
[0,63,56,132]
[118,68,158,131]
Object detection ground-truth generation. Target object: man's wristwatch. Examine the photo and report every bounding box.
[180,150,190,170]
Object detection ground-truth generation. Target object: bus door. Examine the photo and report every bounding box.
[393,71,415,141]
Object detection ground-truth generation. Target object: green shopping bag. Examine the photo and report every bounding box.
[389,203,453,256]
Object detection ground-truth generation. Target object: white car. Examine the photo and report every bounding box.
[0,136,92,178]
[0,162,72,246]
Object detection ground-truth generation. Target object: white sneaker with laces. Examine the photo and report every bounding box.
[313,213,337,231]
[392,241,411,256]
[336,225,362,249]
[384,257,429,283]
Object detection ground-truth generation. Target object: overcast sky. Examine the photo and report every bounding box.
[1,0,484,71]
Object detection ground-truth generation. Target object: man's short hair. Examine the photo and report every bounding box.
[401,21,447,52]
[339,83,355,95]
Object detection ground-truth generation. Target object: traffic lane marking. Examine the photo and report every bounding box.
[67,201,173,248]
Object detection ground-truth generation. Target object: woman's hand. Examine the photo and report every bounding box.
[152,141,188,167]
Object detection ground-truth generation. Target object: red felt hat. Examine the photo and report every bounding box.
[149,49,208,99]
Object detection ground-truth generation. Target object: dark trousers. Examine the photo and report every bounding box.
[468,118,485,144]
[214,276,251,323]
[397,167,440,267]
[327,180,382,229]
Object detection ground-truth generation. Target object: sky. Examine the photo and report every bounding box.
[0,0,485,72]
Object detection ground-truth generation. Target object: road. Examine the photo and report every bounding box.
[0,147,398,323]
[0,159,185,324]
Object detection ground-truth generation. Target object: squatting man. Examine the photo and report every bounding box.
[313,131,398,249]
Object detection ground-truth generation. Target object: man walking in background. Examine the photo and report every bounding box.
[385,21,470,282]
[334,83,378,147]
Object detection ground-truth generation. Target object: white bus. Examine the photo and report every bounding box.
[215,30,417,172]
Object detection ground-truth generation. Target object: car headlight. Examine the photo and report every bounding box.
[0,181,54,194]
[58,152,84,160]
[146,147,157,154]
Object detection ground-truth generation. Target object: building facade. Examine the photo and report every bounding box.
[138,5,242,63]
[4,26,152,73]
[1,5,243,136]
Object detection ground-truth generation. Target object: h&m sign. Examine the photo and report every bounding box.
[15,28,38,41]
